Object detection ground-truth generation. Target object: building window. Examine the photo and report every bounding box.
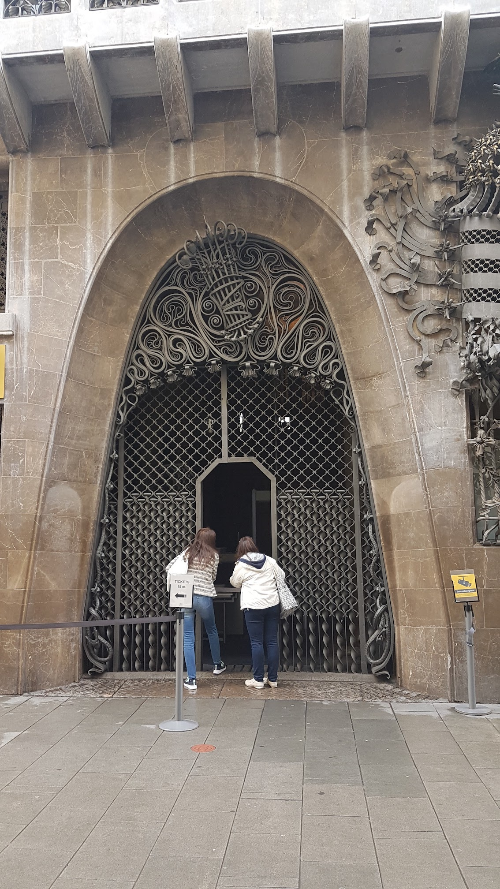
[4,0,70,16]
[0,194,6,313]
[90,0,158,8]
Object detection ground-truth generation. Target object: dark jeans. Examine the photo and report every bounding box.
[244,603,280,682]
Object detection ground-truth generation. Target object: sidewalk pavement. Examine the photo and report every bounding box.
[0,688,499,889]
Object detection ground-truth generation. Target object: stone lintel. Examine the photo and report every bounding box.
[462,302,500,322]
[0,56,31,154]
[154,35,194,143]
[63,44,111,149]
[342,17,370,130]
[247,27,278,137]
[430,9,470,124]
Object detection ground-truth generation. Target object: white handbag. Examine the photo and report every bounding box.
[166,551,189,589]
[273,566,299,619]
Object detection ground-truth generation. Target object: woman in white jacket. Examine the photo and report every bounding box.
[230,536,285,689]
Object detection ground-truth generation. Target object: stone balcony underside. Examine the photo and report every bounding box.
[0,9,498,151]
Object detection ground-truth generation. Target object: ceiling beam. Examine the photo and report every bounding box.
[430,9,470,124]
[247,27,278,137]
[63,44,111,148]
[154,35,194,143]
[342,17,370,129]
[0,55,31,153]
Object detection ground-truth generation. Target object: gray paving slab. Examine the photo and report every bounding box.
[359,761,427,799]
[52,879,135,889]
[80,743,154,774]
[349,703,394,720]
[375,832,468,889]
[458,743,500,770]
[9,807,96,852]
[101,786,179,822]
[425,782,500,821]
[0,846,71,889]
[232,797,302,833]
[0,788,55,824]
[403,732,463,755]
[304,752,362,785]
[190,747,253,777]
[242,760,303,799]
[124,753,194,790]
[134,854,222,889]
[352,718,404,741]
[299,861,383,889]
[367,795,441,835]
[476,769,500,799]
[413,752,482,783]
[59,820,164,881]
[0,823,26,853]
[441,819,500,868]
[219,830,300,888]
[173,775,243,812]
[302,783,367,816]
[154,810,234,858]
[396,713,450,733]
[462,867,500,888]
[301,814,377,865]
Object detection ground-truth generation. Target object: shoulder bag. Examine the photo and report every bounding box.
[273,565,299,619]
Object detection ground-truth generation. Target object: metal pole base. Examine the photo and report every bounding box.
[159,718,199,732]
[454,704,491,716]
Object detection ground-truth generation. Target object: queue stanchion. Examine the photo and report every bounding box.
[159,575,198,733]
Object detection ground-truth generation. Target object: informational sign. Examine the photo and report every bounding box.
[450,570,479,603]
[169,575,194,609]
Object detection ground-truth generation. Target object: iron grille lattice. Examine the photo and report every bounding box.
[463,289,500,303]
[85,224,394,675]
[461,230,500,245]
[227,367,364,672]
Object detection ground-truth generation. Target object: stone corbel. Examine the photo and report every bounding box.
[342,17,370,129]
[429,9,470,124]
[63,44,112,148]
[154,35,194,143]
[0,55,31,154]
[247,27,278,137]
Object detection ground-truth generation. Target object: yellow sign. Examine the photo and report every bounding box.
[450,571,479,603]
[0,344,5,400]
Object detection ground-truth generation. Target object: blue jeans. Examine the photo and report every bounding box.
[183,594,221,680]
[244,603,280,682]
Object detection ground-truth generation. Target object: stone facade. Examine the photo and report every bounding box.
[0,70,499,700]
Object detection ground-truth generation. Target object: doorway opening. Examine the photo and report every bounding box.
[200,460,273,669]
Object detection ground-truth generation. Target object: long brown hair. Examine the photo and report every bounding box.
[186,527,217,568]
[235,536,260,560]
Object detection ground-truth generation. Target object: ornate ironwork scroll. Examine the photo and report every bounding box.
[89,0,157,8]
[4,0,69,15]
[0,195,6,312]
[365,149,462,376]
[85,224,394,676]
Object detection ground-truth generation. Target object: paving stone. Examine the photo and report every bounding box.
[0,847,70,889]
[304,752,362,785]
[101,787,179,822]
[219,830,299,887]
[0,822,26,853]
[43,772,129,820]
[462,866,500,888]
[403,732,462,755]
[0,789,55,824]
[124,754,194,790]
[299,861,383,889]
[173,775,243,812]
[476,769,500,800]
[301,815,377,864]
[232,798,302,833]
[413,753,481,783]
[302,783,367,817]
[352,719,404,741]
[360,761,427,798]
[367,796,441,835]
[191,747,253,777]
[134,854,221,889]
[242,761,303,799]
[441,819,500,867]
[81,743,152,774]
[52,879,135,889]
[396,714,450,734]
[375,832,468,889]
[458,743,500,770]
[9,808,96,852]
[349,703,394,720]
[59,820,164,881]
[426,782,500,821]
[154,810,234,858]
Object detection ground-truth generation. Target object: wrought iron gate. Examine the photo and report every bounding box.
[84,222,394,676]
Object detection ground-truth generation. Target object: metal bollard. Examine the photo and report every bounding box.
[454,604,491,717]
[159,611,199,732]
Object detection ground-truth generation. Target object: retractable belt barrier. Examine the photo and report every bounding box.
[0,611,199,733]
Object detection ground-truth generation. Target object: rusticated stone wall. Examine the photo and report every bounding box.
[0,73,498,699]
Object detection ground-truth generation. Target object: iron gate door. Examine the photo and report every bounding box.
[84,223,394,676]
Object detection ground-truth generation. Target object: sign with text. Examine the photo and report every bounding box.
[450,570,479,603]
[169,574,194,609]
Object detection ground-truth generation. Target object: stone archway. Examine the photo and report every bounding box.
[17,174,452,697]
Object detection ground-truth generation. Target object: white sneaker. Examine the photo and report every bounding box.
[265,678,278,688]
[245,678,265,689]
